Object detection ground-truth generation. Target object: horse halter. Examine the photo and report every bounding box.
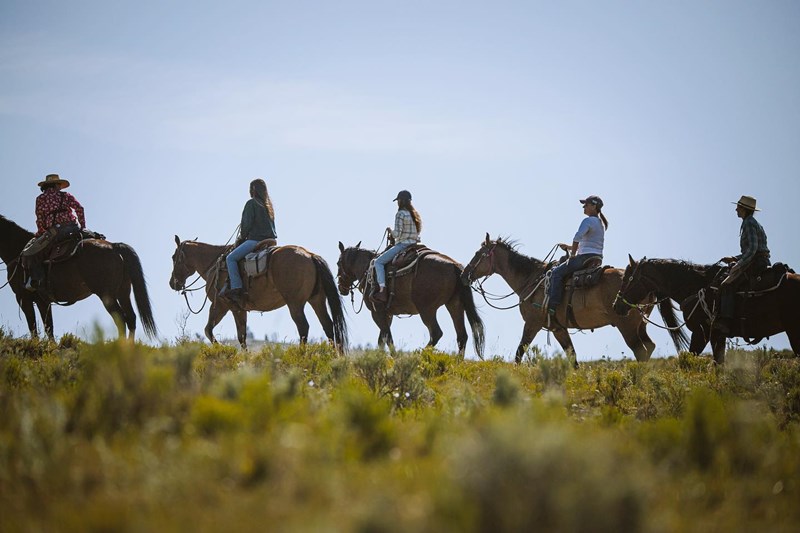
[614,262,658,310]
[464,242,497,284]
[171,240,195,292]
[337,250,366,296]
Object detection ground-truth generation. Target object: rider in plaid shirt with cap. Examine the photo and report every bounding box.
[372,190,422,303]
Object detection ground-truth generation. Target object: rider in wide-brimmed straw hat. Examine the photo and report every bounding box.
[34,174,85,237]
[23,173,87,290]
[715,195,771,334]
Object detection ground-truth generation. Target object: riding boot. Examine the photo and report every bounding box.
[225,288,244,304]
[372,287,388,303]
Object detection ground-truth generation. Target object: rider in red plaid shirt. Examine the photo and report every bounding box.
[34,174,85,236]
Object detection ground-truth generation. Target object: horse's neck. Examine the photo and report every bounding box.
[188,243,229,279]
[654,262,710,300]
[354,251,376,277]
[495,248,546,294]
[0,217,33,263]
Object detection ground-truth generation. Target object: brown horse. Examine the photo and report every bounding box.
[169,237,348,351]
[613,256,800,363]
[0,214,157,340]
[461,234,657,364]
[336,242,485,358]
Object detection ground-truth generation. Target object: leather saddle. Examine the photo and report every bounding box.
[390,244,432,270]
[243,240,279,278]
[745,262,794,292]
[565,257,606,290]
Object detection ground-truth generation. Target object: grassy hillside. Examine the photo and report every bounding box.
[1,329,799,532]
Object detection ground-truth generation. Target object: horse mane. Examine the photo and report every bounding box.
[494,237,547,275]
[0,214,34,261]
[643,258,724,282]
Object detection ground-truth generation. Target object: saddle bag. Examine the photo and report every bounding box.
[244,247,276,277]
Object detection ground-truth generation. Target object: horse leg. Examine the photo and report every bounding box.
[618,317,653,362]
[419,308,444,350]
[38,300,54,340]
[117,295,137,341]
[445,298,468,358]
[371,310,394,353]
[688,329,708,355]
[309,292,336,344]
[515,320,541,364]
[552,328,578,368]
[787,327,800,356]
[233,308,248,349]
[204,301,229,344]
[100,296,127,339]
[287,302,310,345]
[710,332,726,364]
[19,297,39,338]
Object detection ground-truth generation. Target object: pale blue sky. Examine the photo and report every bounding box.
[2,1,798,360]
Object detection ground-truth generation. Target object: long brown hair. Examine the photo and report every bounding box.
[398,198,422,233]
[597,209,609,229]
[250,179,275,220]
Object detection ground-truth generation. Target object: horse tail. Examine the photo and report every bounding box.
[458,276,486,359]
[658,299,690,353]
[114,243,158,339]
[312,254,349,353]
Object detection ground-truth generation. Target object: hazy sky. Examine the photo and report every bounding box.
[2,1,798,360]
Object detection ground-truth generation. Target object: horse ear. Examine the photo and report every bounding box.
[484,232,490,244]
[175,235,180,246]
[356,241,362,249]
[338,241,345,253]
[628,254,636,267]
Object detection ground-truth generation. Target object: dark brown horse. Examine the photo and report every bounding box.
[613,256,800,363]
[0,214,157,340]
[170,237,348,351]
[336,242,485,358]
[461,234,658,364]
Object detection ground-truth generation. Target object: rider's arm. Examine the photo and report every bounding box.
[65,192,86,229]
[34,195,47,236]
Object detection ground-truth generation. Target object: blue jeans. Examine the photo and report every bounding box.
[226,240,258,289]
[374,242,413,287]
[546,254,601,309]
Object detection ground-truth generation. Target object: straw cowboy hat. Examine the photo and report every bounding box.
[732,195,759,211]
[37,173,70,189]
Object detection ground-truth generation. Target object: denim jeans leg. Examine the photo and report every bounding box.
[374,243,411,287]
[227,240,259,289]
[547,254,599,309]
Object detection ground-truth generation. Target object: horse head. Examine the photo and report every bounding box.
[336,241,372,296]
[612,254,651,316]
[461,233,499,285]
[169,235,197,291]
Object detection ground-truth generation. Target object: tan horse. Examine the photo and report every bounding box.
[461,234,656,364]
[170,237,347,351]
[336,242,485,358]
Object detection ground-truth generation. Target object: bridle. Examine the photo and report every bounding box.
[337,249,372,313]
[463,242,497,284]
[172,240,213,315]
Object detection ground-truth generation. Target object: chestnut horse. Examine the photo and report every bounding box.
[336,242,485,359]
[0,214,157,340]
[170,237,347,351]
[613,256,800,363]
[461,235,659,364]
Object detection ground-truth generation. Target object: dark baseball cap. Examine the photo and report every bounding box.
[579,195,603,208]
[394,190,412,202]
